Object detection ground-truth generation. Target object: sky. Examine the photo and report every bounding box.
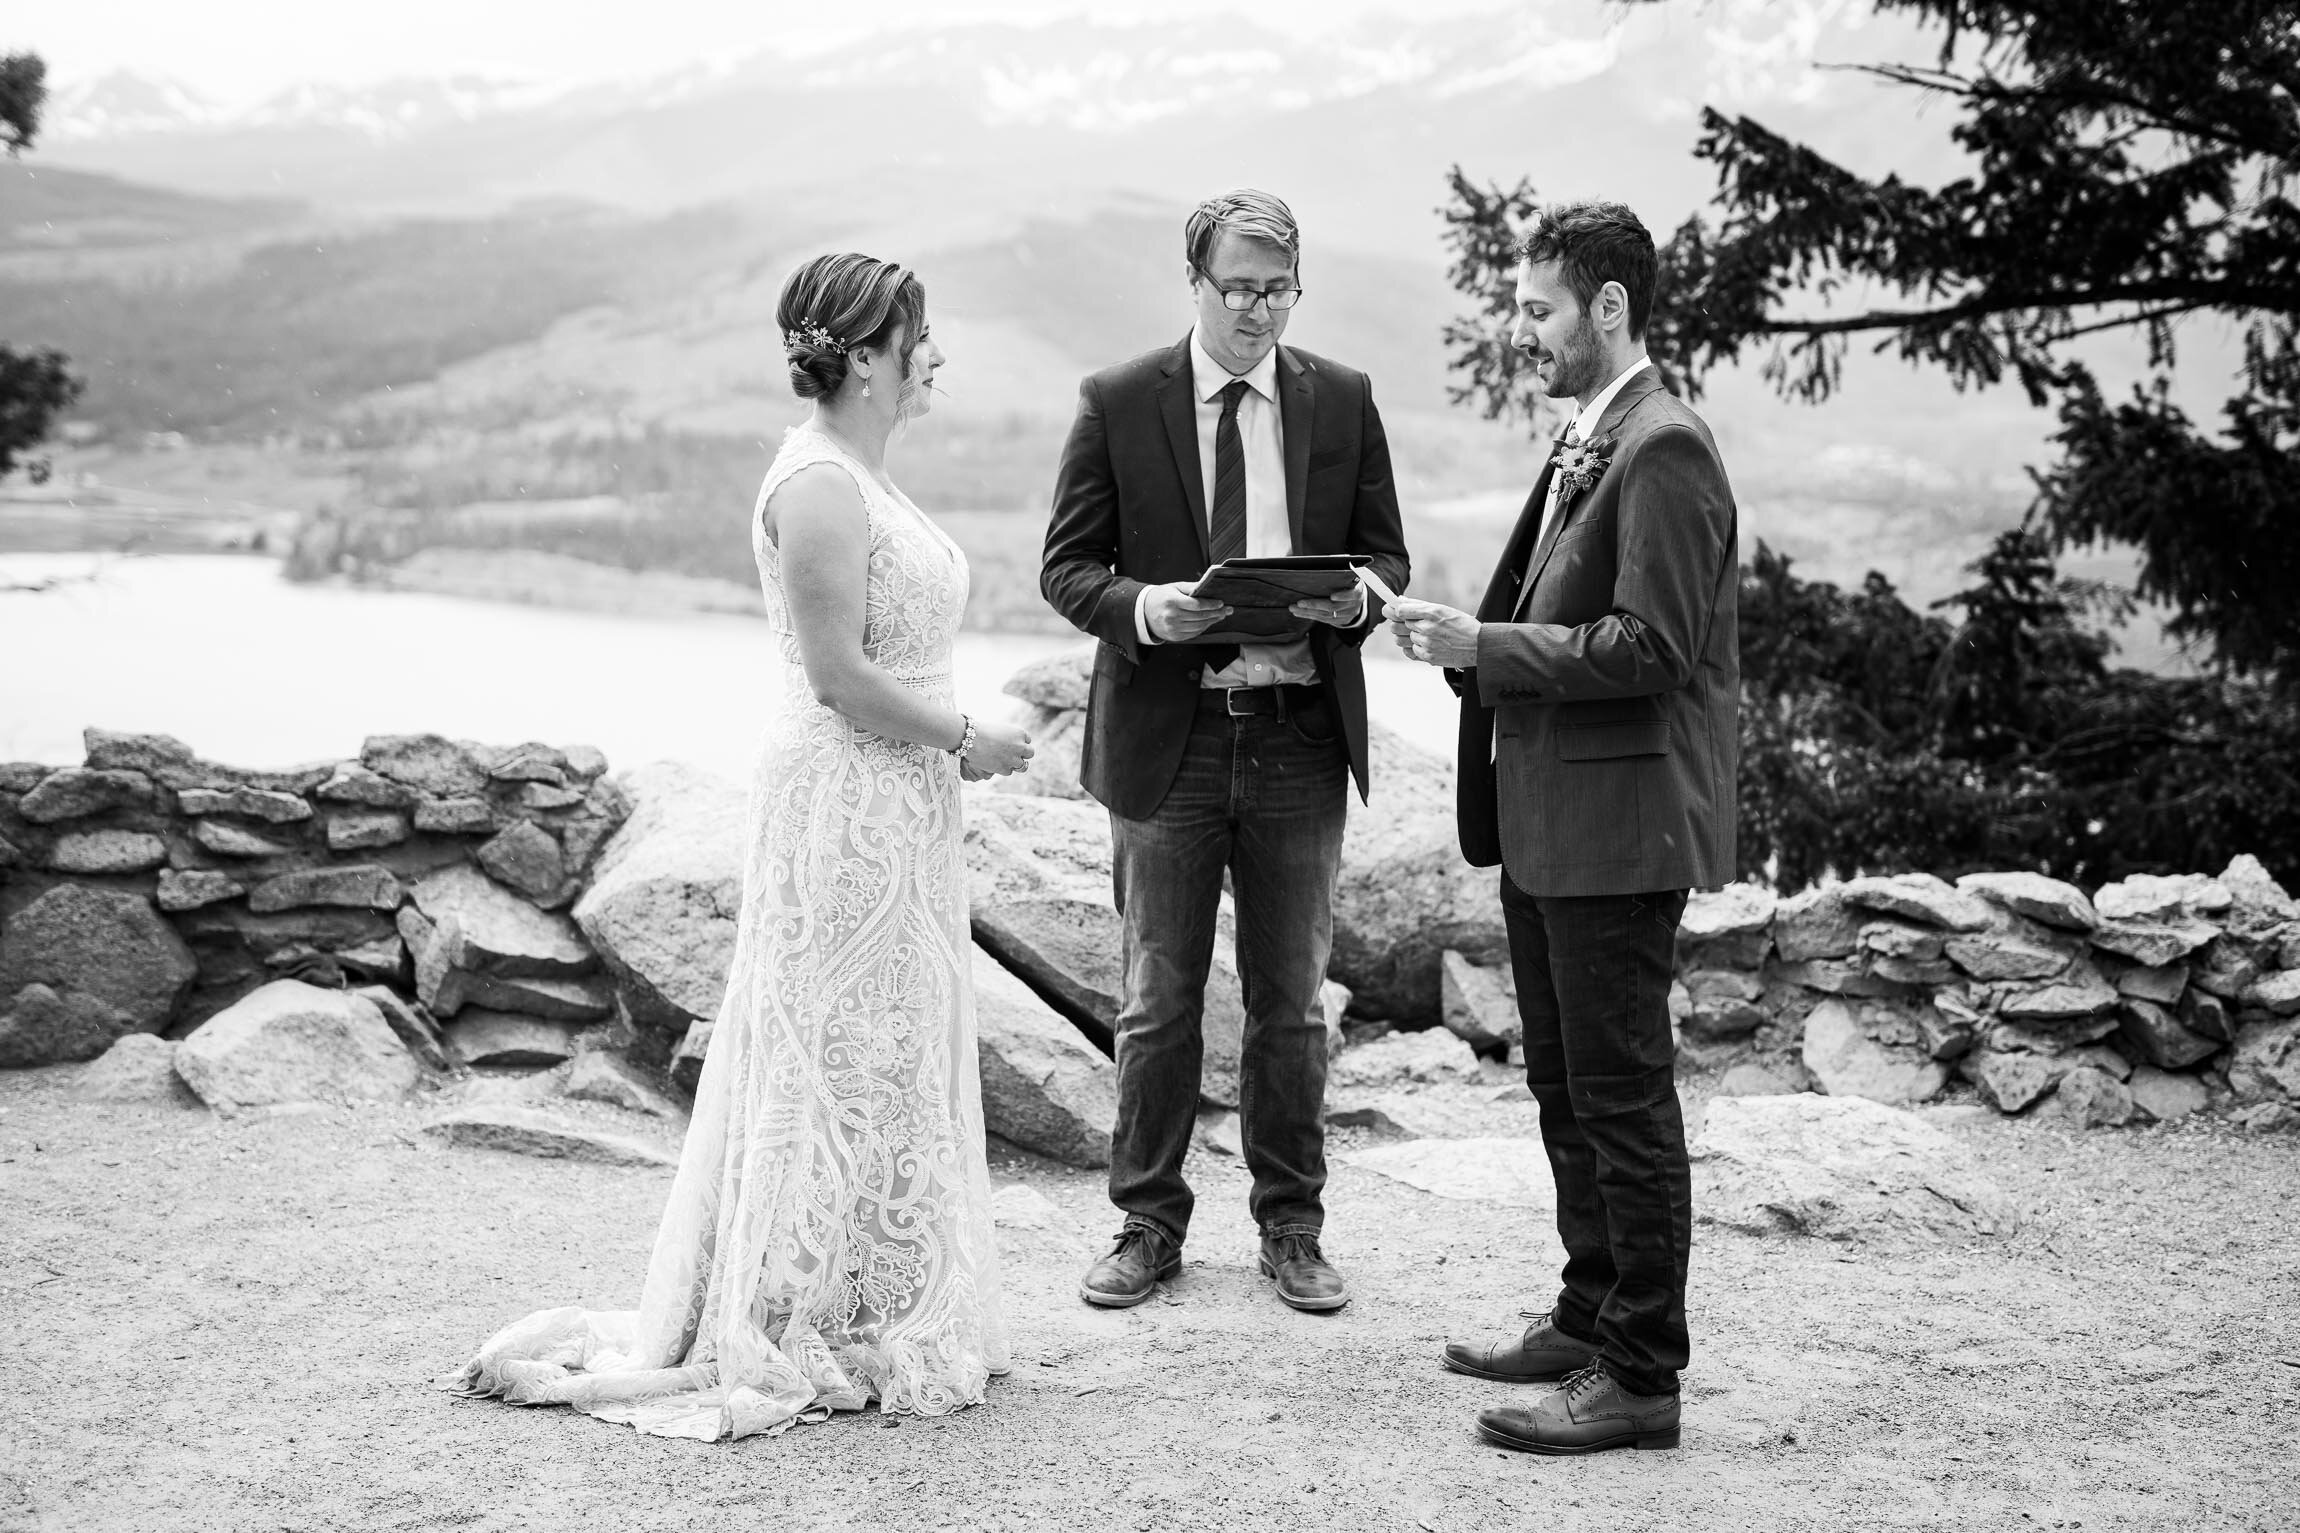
[14,0,1546,108]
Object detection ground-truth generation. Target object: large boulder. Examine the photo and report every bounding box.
[1771,887,1863,962]
[444,1010,583,1068]
[2036,1066,2139,1129]
[420,1105,677,1167]
[403,863,596,1019]
[1958,1047,2065,1113]
[571,763,743,1040]
[1800,999,1948,1105]
[359,734,491,798]
[1001,648,1094,712]
[2126,1065,2210,1122]
[1682,967,1767,1041]
[2241,970,2300,1017]
[47,830,168,874]
[966,790,1244,1101]
[1329,725,1504,1026]
[477,821,568,904]
[2093,872,2230,923]
[2116,997,2221,1070]
[2090,914,2220,969]
[2217,854,2296,936]
[16,767,157,823]
[174,980,421,1110]
[1440,950,1520,1053]
[1691,1093,2019,1243]
[1339,1136,1558,1209]
[1678,884,1776,970]
[970,890,1125,1051]
[1838,873,1994,933]
[1942,906,2080,982]
[559,1051,686,1120]
[972,946,1118,1167]
[1955,871,2098,932]
[2226,1017,2300,1105]
[0,886,197,1065]
[1330,1026,1481,1089]
[1994,957,2120,1020]
[71,1032,199,1106]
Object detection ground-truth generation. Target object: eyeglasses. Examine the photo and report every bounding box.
[1196,270,1303,312]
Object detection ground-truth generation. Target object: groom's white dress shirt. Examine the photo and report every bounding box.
[1135,330,1316,688]
[1533,354,1653,553]
[1517,355,1653,618]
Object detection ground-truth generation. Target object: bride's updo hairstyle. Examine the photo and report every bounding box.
[778,253,927,401]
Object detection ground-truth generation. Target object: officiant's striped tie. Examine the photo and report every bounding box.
[1210,379,1250,564]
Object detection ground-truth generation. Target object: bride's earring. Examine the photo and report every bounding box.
[863,382,872,398]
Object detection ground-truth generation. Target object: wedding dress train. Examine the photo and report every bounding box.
[440,420,1009,1440]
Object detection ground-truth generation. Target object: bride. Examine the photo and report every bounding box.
[441,252,1034,1440]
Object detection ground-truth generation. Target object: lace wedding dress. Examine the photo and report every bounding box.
[440,419,1010,1440]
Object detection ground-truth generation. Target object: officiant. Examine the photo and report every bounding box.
[1040,188,1411,1315]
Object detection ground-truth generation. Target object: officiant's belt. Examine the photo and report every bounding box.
[1203,682,1324,718]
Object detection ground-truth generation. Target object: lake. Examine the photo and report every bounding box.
[0,554,1463,779]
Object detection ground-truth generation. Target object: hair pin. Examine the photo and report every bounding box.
[782,321,848,359]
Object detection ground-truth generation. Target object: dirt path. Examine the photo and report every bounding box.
[2,1068,2295,1533]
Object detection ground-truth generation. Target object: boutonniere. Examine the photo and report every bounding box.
[1550,433,1616,503]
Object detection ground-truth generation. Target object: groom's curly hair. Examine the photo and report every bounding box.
[1519,201,1657,341]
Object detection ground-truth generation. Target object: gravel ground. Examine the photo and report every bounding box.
[2,1064,2296,1533]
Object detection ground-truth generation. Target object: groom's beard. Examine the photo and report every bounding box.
[1536,310,1606,401]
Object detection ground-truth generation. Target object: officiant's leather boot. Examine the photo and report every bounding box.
[1441,1308,1601,1383]
[1476,1362,1681,1455]
[1258,1230,1349,1312]
[1079,1223,1181,1308]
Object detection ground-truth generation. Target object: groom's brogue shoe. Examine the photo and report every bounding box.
[1258,1231,1349,1312]
[1476,1363,1681,1455]
[1079,1225,1181,1308]
[1441,1308,1602,1383]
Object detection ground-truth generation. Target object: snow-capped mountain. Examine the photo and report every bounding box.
[32,5,1953,257]
[45,4,1916,145]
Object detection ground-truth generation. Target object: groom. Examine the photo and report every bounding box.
[1388,200,1739,1454]
[1041,188,1410,1314]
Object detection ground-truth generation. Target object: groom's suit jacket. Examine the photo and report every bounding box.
[1451,369,1739,895]
[1042,336,1411,820]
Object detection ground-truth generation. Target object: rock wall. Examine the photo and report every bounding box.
[1439,862,2300,1130]
[1008,646,2300,1132]
[0,730,1131,1170]
[1666,866,2300,1129]
[0,729,628,1067]
[11,670,2297,1145]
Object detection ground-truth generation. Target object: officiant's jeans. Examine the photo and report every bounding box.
[1501,876,1691,1397]
[1106,689,1348,1243]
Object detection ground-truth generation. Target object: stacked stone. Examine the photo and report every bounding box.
[1679,858,2300,1130]
[0,729,627,1069]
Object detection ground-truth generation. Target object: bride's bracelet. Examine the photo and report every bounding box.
[952,714,978,758]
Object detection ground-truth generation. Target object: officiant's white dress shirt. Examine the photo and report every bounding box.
[1134,331,1316,687]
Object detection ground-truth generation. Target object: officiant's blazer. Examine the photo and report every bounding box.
[1450,369,1739,895]
[1041,336,1412,820]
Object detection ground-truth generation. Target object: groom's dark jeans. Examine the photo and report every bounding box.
[1107,686,1348,1243]
[1501,875,1691,1397]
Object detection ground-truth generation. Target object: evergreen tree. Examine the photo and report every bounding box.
[1,52,84,484]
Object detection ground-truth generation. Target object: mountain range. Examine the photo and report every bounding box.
[5,5,2198,630]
